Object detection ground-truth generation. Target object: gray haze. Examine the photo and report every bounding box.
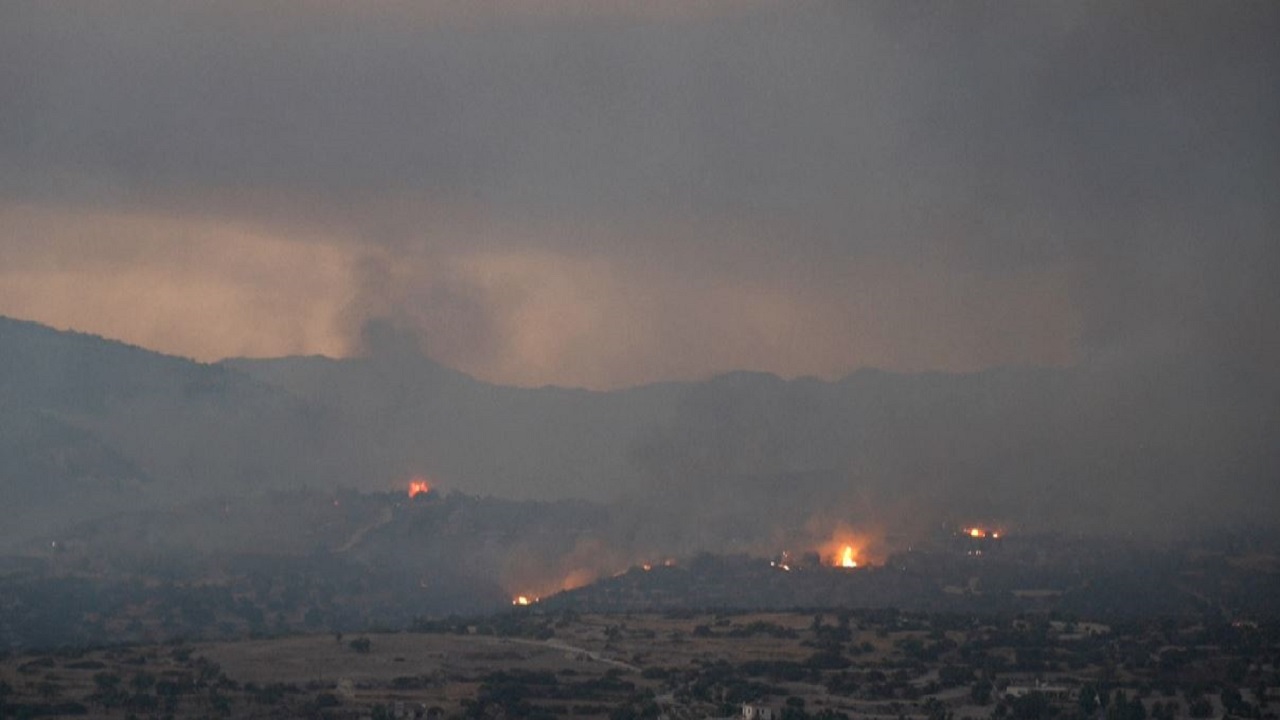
[0,2,1278,545]
[2,1,1276,386]
[2,315,1276,552]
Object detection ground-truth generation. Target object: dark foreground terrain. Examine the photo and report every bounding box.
[2,608,1279,720]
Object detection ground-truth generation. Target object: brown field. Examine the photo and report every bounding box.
[2,610,1268,720]
[0,612,909,718]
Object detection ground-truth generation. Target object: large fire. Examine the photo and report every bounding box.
[512,595,537,606]
[840,545,858,568]
[407,478,431,498]
[824,535,865,563]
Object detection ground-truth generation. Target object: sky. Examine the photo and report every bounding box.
[2,1,1277,389]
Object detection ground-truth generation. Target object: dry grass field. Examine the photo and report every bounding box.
[2,609,1272,720]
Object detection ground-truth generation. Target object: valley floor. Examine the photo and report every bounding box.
[2,609,1277,720]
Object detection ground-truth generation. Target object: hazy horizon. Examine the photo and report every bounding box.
[3,1,1276,390]
[1,1,1278,599]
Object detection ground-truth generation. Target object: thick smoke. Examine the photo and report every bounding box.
[0,2,1277,552]
[2,2,1275,388]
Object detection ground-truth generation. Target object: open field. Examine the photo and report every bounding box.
[3,609,1277,719]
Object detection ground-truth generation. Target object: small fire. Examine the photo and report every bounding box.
[407,478,431,498]
[968,527,985,538]
[512,595,537,606]
[818,525,878,568]
[963,526,1002,539]
[840,545,858,568]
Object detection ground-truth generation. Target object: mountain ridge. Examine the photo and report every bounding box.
[2,314,1276,549]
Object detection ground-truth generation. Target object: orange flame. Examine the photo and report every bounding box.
[407,478,431,498]
[817,525,879,568]
[512,595,536,606]
[840,545,858,568]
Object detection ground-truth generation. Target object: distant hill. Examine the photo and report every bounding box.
[228,348,1280,542]
[228,353,1085,521]
[2,315,1276,550]
[224,353,686,503]
[0,317,364,542]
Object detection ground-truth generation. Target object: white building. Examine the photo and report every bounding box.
[742,703,778,720]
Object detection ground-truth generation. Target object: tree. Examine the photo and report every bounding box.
[1011,692,1050,720]
[1079,684,1099,717]
[1188,697,1212,718]
[210,690,233,716]
[93,672,122,692]
[37,680,62,701]
[924,697,953,720]
[92,671,126,709]
[130,671,155,693]
[971,679,994,706]
[1106,690,1130,720]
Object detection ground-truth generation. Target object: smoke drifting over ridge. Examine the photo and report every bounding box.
[0,0,1277,560]
[2,1,1275,389]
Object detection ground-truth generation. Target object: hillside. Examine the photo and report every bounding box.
[3,314,1277,551]
[228,351,1280,540]
[224,353,686,503]
[0,317,362,543]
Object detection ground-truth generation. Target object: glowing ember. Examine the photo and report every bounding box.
[407,479,431,498]
[840,545,858,568]
[512,595,536,606]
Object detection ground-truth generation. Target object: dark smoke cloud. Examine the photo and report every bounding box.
[0,0,1276,389]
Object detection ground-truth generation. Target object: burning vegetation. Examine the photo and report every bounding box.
[817,525,880,569]
[839,545,858,568]
[407,478,432,498]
